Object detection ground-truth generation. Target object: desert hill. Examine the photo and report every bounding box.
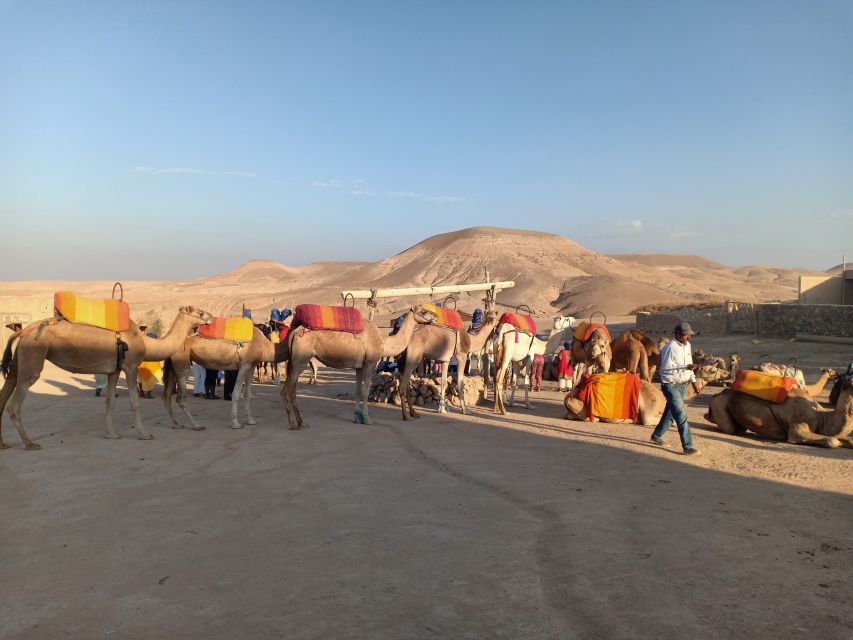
[0,227,822,330]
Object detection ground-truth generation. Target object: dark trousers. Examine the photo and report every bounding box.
[224,369,239,400]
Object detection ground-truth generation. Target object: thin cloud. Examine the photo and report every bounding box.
[307,179,343,189]
[424,195,466,204]
[828,210,853,220]
[386,191,419,198]
[350,189,375,196]
[132,166,255,177]
[615,219,644,234]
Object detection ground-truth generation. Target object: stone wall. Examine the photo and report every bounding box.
[636,306,727,337]
[755,303,853,338]
[637,302,853,338]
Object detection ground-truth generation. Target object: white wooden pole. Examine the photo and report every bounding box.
[340,280,515,300]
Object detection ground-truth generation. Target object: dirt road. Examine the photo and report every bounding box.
[2,358,851,639]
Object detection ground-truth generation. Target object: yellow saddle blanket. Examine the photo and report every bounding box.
[731,370,798,403]
[54,292,131,332]
[197,317,255,342]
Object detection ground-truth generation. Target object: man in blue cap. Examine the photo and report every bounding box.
[650,322,701,455]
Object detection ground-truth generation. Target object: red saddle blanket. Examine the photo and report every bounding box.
[573,321,611,342]
[498,312,537,335]
[54,292,130,333]
[293,304,364,334]
[575,372,642,421]
[731,370,798,403]
[197,317,255,342]
[422,304,463,330]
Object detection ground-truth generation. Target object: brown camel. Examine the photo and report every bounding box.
[706,379,853,448]
[280,305,438,429]
[610,330,651,381]
[564,379,705,425]
[399,311,499,420]
[0,306,211,449]
[570,326,612,383]
[162,326,292,430]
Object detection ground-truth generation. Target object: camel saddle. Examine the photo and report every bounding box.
[292,304,364,334]
[731,370,798,404]
[422,304,464,331]
[197,316,255,343]
[573,321,611,342]
[575,372,642,422]
[54,291,131,333]
[498,312,537,335]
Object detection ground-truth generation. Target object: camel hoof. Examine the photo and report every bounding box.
[171,424,186,430]
[189,425,206,431]
[0,442,10,450]
[25,442,42,450]
[244,417,257,426]
[137,434,154,440]
[230,423,244,430]
[104,433,122,440]
[363,417,374,425]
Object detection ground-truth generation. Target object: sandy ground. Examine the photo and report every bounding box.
[2,336,852,639]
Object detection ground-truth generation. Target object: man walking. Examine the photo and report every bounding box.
[650,322,701,455]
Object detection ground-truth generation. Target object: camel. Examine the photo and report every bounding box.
[564,378,705,425]
[610,330,651,381]
[492,324,548,414]
[748,363,838,399]
[570,326,612,384]
[280,305,438,429]
[706,378,853,448]
[0,306,211,448]
[399,310,499,420]
[162,325,293,430]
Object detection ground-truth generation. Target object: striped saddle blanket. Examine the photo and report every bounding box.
[731,370,798,403]
[137,361,163,383]
[422,304,463,330]
[197,317,255,343]
[293,304,364,334]
[54,292,130,333]
[573,321,611,342]
[575,372,642,421]
[498,312,537,335]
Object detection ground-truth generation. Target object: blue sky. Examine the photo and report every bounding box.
[1,1,851,279]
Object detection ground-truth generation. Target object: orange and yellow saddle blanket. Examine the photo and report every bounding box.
[573,321,611,342]
[54,292,130,333]
[292,304,364,334]
[498,312,537,335]
[197,317,255,343]
[421,304,464,330]
[574,372,642,422]
[731,370,798,403]
[137,361,163,390]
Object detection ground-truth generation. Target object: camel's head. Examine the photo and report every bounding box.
[410,305,439,325]
[822,368,839,380]
[180,306,213,326]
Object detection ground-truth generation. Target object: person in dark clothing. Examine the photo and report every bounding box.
[223,369,239,401]
[204,368,220,399]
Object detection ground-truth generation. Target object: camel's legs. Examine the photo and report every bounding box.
[162,363,182,428]
[309,359,318,384]
[522,358,533,410]
[241,363,257,426]
[356,365,374,425]
[398,350,421,420]
[124,366,153,440]
[787,423,840,448]
[174,370,203,430]
[705,395,742,435]
[0,358,18,449]
[279,366,300,429]
[836,436,853,449]
[103,371,122,439]
[7,365,41,450]
[437,361,449,414]
[493,343,511,415]
[509,363,518,407]
[354,367,364,421]
[456,358,467,414]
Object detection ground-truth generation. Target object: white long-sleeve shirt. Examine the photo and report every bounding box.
[659,339,696,384]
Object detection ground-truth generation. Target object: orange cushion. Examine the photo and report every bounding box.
[197,317,255,342]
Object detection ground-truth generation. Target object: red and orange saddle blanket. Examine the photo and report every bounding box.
[292,304,364,334]
[575,372,642,422]
[197,317,255,343]
[54,292,131,333]
[422,304,463,330]
[573,321,611,342]
[731,370,798,403]
[498,312,537,335]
